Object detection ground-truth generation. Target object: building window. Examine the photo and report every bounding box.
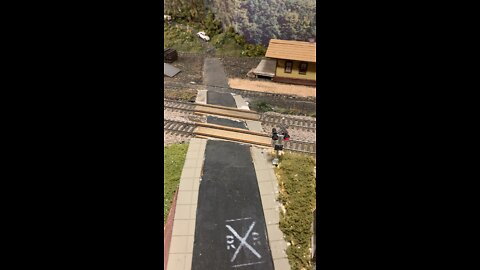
[299,62,308,75]
[284,61,293,73]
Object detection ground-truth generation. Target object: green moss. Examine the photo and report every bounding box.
[164,143,189,225]
[275,152,316,270]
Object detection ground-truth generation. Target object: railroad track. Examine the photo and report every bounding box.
[260,114,316,132]
[283,139,316,155]
[164,99,316,132]
[163,119,196,137]
[163,118,316,155]
[164,99,196,114]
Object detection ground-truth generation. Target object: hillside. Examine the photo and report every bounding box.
[207,0,316,45]
[164,0,316,46]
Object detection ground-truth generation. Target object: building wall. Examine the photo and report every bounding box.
[275,59,316,81]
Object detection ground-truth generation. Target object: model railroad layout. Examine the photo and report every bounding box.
[164,99,316,155]
[163,119,196,137]
[164,99,316,131]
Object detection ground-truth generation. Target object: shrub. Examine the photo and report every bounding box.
[234,34,246,46]
[203,10,223,37]
[242,43,266,57]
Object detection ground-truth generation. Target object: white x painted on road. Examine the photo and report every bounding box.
[226,221,262,262]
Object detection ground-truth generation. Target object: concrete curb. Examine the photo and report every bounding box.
[195,90,207,104]
[250,147,291,270]
[166,138,207,270]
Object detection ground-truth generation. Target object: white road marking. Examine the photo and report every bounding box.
[232,261,265,268]
[225,217,253,222]
[226,221,262,262]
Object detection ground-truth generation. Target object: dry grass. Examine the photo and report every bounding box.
[229,78,316,97]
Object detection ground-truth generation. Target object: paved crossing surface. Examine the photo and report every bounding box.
[203,58,229,88]
[206,90,237,107]
[207,116,247,129]
[192,140,274,270]
[203,57,237,107]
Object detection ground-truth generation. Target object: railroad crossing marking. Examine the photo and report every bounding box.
[225,220,262,263]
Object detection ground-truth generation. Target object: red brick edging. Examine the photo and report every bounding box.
[164,188,179,270]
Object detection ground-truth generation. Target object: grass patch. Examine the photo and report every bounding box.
[274,107,316,118]
[252,100,316,117]
[275,152,316,270]
[164,89,197,102]
[164,143,189,225]
[253,101,274,113]
[164,23,204,53]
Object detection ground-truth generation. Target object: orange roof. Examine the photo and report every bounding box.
[265,39,316,63]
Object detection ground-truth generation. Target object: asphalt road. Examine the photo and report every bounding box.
[207,116,247,129]
[192,140,274,270]
[207,91,237,107]
[202,57,238,107]
[203,58,229,88]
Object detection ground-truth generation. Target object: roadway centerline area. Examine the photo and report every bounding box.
[192,140,275,270]
[207,116,248,130]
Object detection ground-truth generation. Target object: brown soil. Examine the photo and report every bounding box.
[229,78,316,98]
[164,53,204,86]
[219,57,264,79]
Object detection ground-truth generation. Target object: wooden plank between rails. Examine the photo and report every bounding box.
[194,126,272,147]
[194,103,258,114]
[195,122,267,137]
[194,104,260,121]
[194,110,260,121]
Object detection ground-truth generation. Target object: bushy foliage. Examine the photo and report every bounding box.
[203,10,223,37]
[234,34,246,46]
[242,44,267,57]
[164,2,268,57]
[205,0,316,46]
[164,0,205,22]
